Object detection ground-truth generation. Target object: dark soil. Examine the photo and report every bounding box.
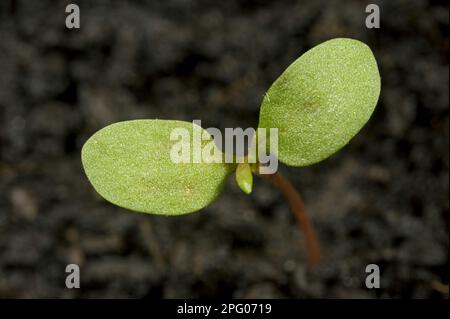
[0,0,448,298]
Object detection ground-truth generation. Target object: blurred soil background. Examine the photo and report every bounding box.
[0,0,448,298]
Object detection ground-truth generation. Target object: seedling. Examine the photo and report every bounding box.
[82,38,381,264]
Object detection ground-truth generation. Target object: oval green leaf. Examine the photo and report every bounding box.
[258,38,381,167]
[235,163,253,194]
[81,119,232,215]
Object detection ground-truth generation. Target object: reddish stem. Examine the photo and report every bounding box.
[259,171,321,265]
